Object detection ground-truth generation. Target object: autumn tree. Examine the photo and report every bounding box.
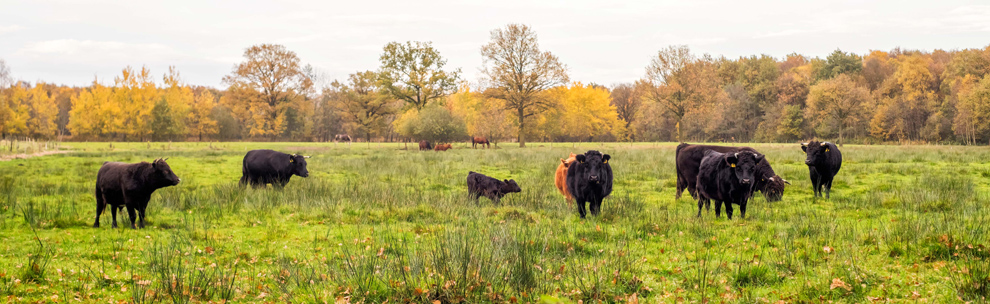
[815,49,863,81]
[806,74,873,145]
[377,41,461,110]
[68,81,114,139]
[954,75,990,144]
[222,44,312,139]
[480,24,569,147]
[610,82,644,139]
[188,90,219,141]
[645,46,720,142]
[448,87,513,145]
[334,71,397,141]
[547,82,626,141]
[395,103,467,143]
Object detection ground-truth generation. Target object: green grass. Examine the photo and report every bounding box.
[0,142,989,303]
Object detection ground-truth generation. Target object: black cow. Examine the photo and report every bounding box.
[802,141,842,198]
[566,150,613,218]
[93,158,181,229]
[419,140,433,151]
[240,150,310,188]
[466,171,521,204]
[676,143,789,202]
[696,151,764,219]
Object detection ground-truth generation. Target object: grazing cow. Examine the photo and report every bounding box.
[466,171,521,204]
[419,140,433,151]
[554,153,578,204]
[566,150,613,218]
[676,143,788,202]
[239,150,310,188]
[696,151,764,219]
[93,158,181,229]
[472,137,491,149]
[334,134,352,143]
[802,141,842,198]
[434,143,452,151]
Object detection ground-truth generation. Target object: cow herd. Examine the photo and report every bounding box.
[91,142,843,228]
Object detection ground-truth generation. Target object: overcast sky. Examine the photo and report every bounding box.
[2,0,989,88]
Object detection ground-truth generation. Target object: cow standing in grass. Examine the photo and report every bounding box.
[472,137,490,149]
[696,151,763,219]
[466,171,521,204]
[94,158,181,229]
[419,140,433,151]
[676,143,788,202]
[566,150,613,218]
[554,153,578,204]
[802,141,842,198]
[240,150,310,188]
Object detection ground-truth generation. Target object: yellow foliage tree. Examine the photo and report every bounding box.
[447,87,513,143]
[188,90,219,141]
[2,84,31,137]
[25,83,58,139]
[545,82,626,141]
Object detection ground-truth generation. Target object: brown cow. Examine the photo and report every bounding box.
[418,140,433,151]
[554,153,578,204]
[434,143,452,151]
[472,137,490,149]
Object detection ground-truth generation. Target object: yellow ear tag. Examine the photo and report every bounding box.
[731,163,736,167]
[289,158,294,163]
[825,148,829,152]
[604,160,608,164]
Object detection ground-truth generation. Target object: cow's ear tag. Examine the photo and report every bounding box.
[825,148,829,152]
[603,159,608,164]
[730,163,736,168]
[289,158,294,163]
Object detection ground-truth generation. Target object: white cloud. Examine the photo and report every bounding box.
[0,25,24,34]
[18,39,175,58]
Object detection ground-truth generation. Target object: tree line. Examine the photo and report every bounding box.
[2,24,990,146]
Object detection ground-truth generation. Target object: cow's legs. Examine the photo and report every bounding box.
[239,175,249,187]
[824,177,833,199]
[138,206,147,228]
[576,199,588,219]
[810,168,821,197]
[739,200,747,219]
[110,205,120,228]
[676,176,685,199]
[125,206,138,229]
[590,198,602,216]
[714,200,723,217]
[93,187,105,228]
[725,202,734,219]
[696,198,705,217]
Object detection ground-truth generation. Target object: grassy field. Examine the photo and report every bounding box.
[0,141,988,303]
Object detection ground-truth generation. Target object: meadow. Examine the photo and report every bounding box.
[0,141,988,303]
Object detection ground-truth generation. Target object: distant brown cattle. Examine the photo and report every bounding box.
[554,153,578,204]
[419,140,433,151]
[472,137,490,149]
[434,143,452,151]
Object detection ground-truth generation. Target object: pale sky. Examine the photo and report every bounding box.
[2,0,989,88]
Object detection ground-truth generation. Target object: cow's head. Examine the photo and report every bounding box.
[575,150,611,184]
[801,141,830,166]
[560,153,578,168]
[724,152,763,185]
[290,154,310,177]
[761,175,789,202]
[152,158,181,186]
[501,179,522,194]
